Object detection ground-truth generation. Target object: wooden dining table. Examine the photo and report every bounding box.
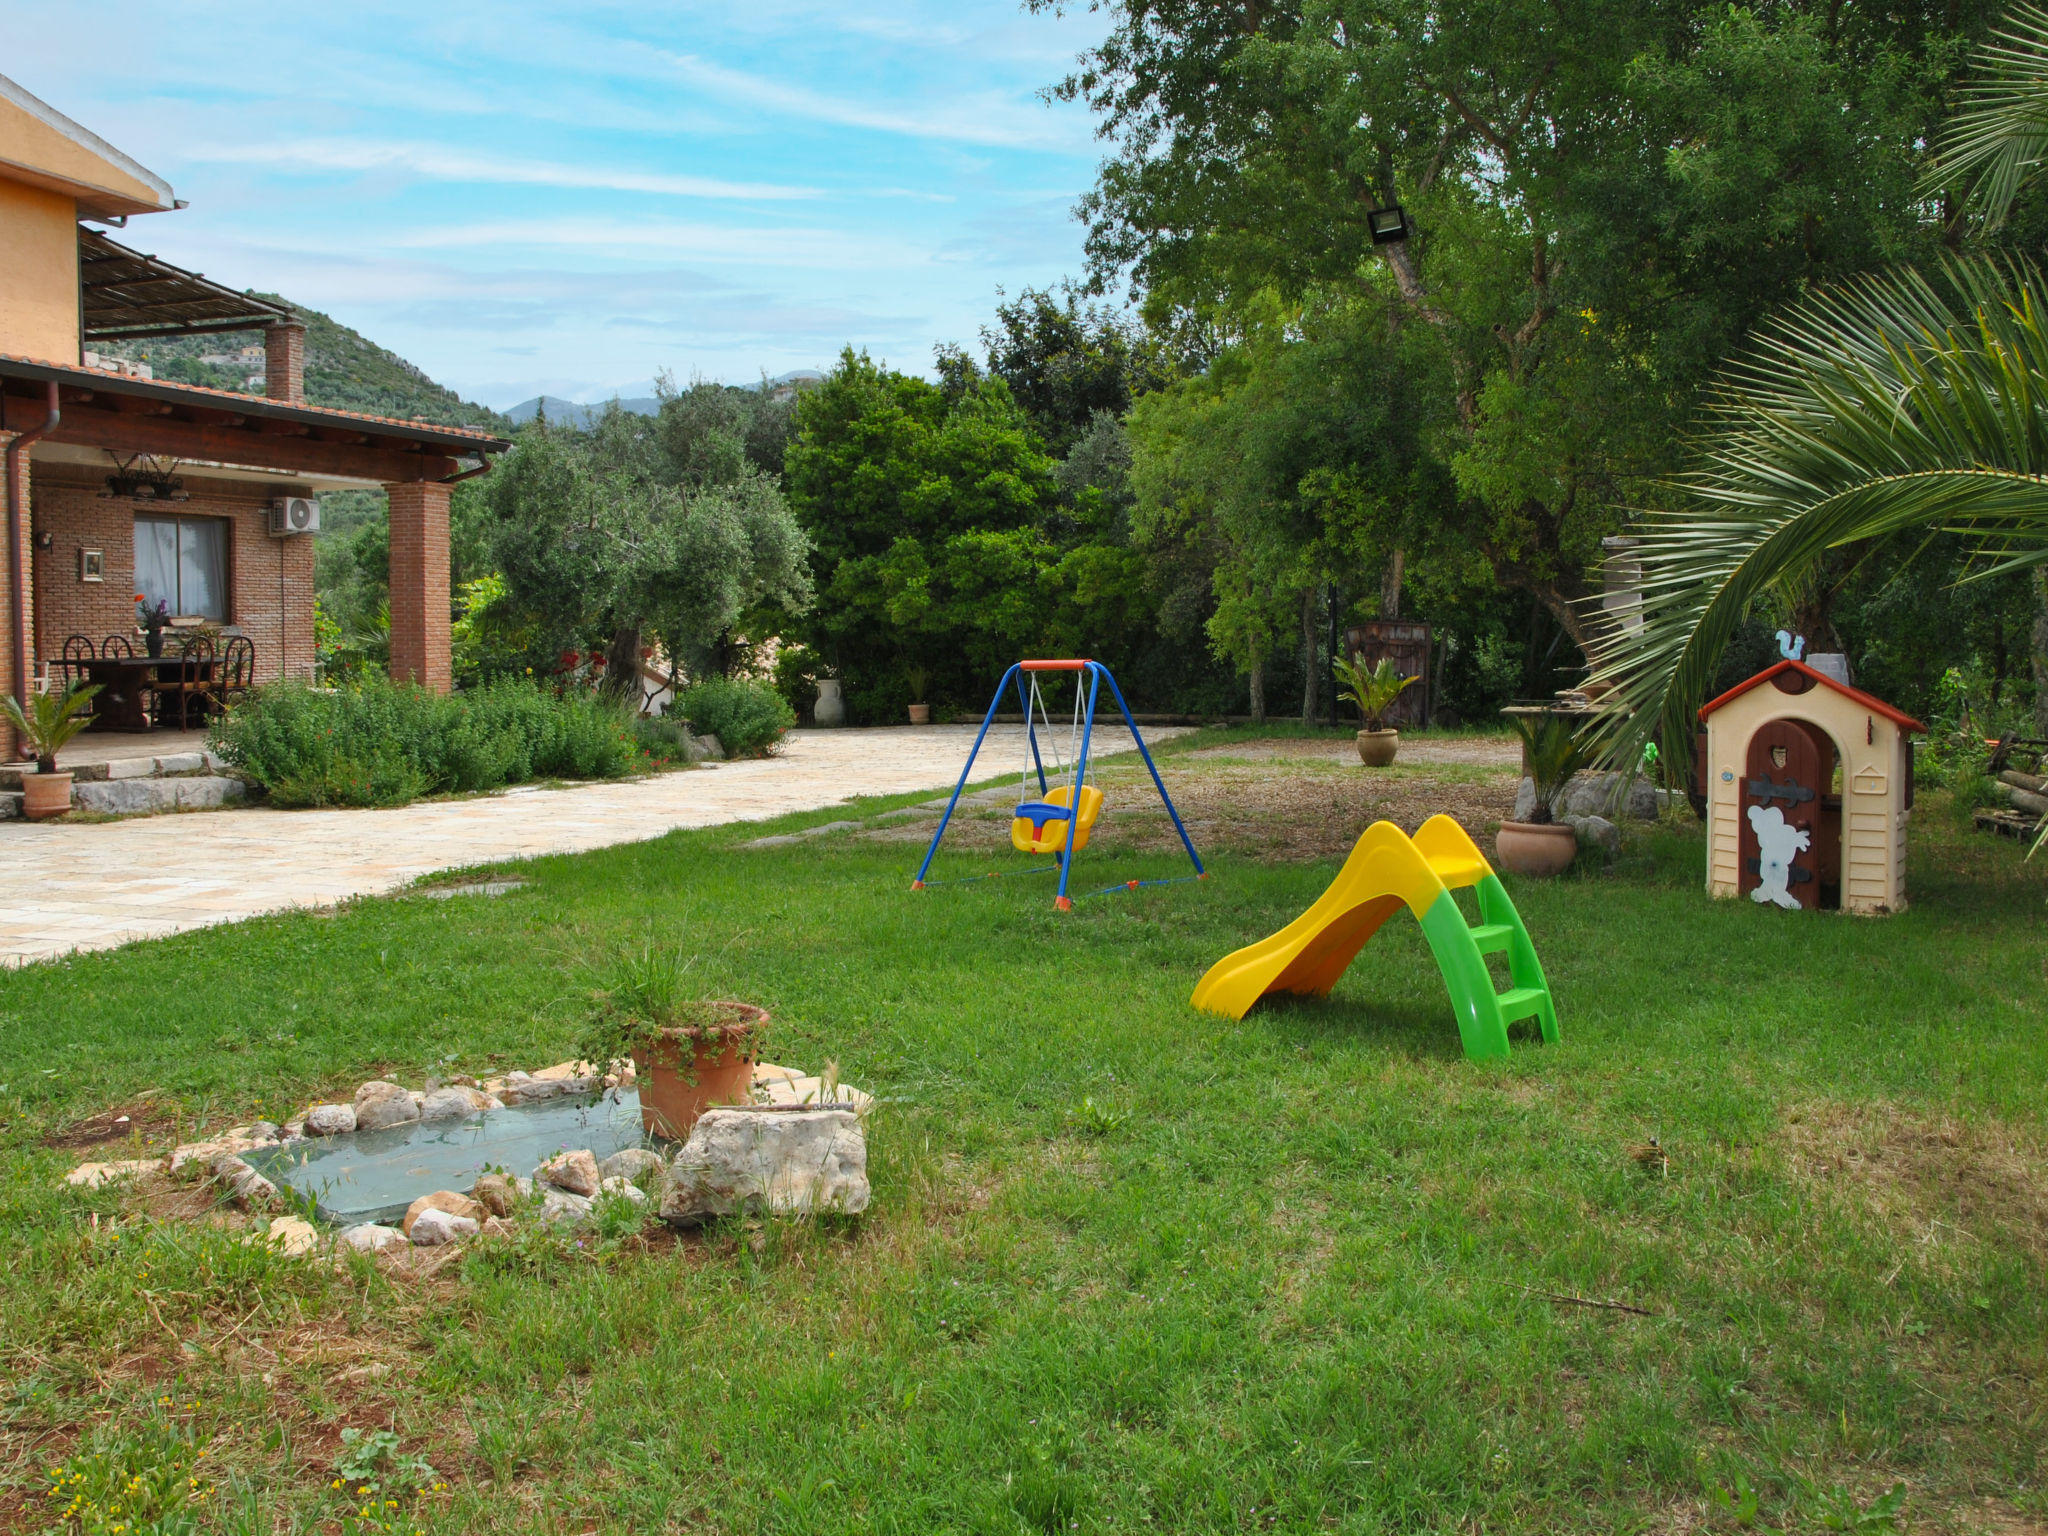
[70,653,218,731]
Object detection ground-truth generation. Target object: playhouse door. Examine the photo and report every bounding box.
[1740,721,1824,909]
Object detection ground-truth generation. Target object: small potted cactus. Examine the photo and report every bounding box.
[1334,653,1419,766]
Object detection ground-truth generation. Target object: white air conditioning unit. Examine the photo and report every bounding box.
[268,496,320,536]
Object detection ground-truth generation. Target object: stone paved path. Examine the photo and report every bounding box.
[0,723,1183,966]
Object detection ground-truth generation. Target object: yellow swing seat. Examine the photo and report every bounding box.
[1011,783,1104,855]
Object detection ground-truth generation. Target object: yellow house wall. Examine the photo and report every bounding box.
[0,92,168,213]
[1704,687,1909,914]
[0,180,80,362]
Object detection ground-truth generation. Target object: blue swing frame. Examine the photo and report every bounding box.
[911,659,1205,909]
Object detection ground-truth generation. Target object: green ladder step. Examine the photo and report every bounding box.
[1467,922,1514,954]
[1495,986,1549,1023]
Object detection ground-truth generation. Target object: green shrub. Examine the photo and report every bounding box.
[675,677,794,757]
[209,676,641,807]
[630,713,694,764]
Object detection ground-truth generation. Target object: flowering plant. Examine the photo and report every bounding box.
[135,596,170,638]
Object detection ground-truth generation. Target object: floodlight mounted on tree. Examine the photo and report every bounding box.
[1367,204,1412,245]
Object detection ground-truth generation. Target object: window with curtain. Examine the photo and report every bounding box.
[133,516,229,621]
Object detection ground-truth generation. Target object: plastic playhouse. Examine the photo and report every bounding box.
[912,659,1204,910]
[1191,814,1557,1062]
[1696,657,1925,914]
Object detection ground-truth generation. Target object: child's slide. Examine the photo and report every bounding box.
[1190,815,1558,1061]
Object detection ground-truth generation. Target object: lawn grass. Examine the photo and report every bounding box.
[0,751,2043,1534]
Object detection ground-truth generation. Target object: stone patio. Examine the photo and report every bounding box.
[0,722,1187,966]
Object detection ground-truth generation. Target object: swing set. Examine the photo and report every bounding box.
[911,659,1205,910]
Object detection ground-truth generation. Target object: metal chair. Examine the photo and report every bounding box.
[151,632,216,731]
[100,633,133,658]
[209,634,256,713]
[55,634,95,690]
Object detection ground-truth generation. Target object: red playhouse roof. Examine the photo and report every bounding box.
[1697,658,1926,734]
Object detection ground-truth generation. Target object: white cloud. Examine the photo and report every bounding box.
[386,218,935,271]
[655,51,1089,151]
[182,138,820,202]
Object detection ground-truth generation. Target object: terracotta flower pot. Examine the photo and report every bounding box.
[1356,729,1400,767]
[628,1002,768,1139]
[22,770,73,821]
[907,703,931,725]
[1494,820,1578,878]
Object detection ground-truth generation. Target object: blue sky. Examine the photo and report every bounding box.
[5,0,1114,409]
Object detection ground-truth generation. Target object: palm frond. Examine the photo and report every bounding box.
[1925,2,2048,230]
[1583,256,2048,773]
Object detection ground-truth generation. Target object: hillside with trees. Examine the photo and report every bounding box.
[93,299,507,431]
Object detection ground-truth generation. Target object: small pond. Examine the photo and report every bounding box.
[243,1091,653,1225]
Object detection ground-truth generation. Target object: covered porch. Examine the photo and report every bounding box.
[3,318,507,758]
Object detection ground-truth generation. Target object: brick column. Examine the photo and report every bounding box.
[385,479,451,692]
[264,322,306,404]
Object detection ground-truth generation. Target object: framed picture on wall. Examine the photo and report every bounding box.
[79,548,104,582]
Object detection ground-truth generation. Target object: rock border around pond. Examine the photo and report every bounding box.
[61,1055,876,1257]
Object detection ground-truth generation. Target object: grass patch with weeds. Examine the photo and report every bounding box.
[0,735,2043,1533]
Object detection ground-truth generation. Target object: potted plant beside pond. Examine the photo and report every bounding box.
[583,943,767,1139]
[1334,653,1419,766]
[3,682,98,820]
[1496,712,1586,877]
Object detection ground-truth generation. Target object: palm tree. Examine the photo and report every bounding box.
[1583,8,2048,810]
[1926,1,2048,231]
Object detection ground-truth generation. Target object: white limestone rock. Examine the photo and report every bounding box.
[417,1086,495,1123]
[209,1152,276,1210]
[65,1159,156,1189]
[353,1081,419,1132]
[660,1108,870,1226]
[537,1148,600,1197]
[597,1148,667,1185]
[261,1216,319,1256]
[338,1223,406,1254]
[539,1190,593,1226]
[597,1176,648,1205]
[304,1103,356,1136]
[409,1207,478,1246]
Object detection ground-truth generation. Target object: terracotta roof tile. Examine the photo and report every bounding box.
[0,352,509,448]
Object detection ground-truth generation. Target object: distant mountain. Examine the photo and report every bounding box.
[92,299,510,433]
[504,371,826,428]
[504,396,659,427]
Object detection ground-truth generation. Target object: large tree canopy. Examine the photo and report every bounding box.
[1041,0,1982,649]
[473,394,813,689]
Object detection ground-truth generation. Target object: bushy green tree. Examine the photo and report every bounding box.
[474,411,813,694]
[785,348,1074,719]
[1127,296,1451,718]
[1040,0,1980,657]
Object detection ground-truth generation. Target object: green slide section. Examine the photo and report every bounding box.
[1414,875,1559,1063]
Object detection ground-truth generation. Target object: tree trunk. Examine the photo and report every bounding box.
[1300,588,1320,725]
[1248,655,1266,723]
[1380,547,1404,620]
[604,624,643,707]
[2033,570,2048,736]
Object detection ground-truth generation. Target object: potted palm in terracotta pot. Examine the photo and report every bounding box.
[905,666,931,725]
[3,681,99,820]
[1496,713,1587,877]
[1334,653,1419,766]
[582,942,767,1139]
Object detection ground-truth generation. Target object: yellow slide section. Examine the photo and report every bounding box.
[1191,818,1480,1019]
[1189,815,1557,1063]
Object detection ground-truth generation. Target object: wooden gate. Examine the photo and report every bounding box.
[1342,621,1432,728]
[1739,720,1834,909]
